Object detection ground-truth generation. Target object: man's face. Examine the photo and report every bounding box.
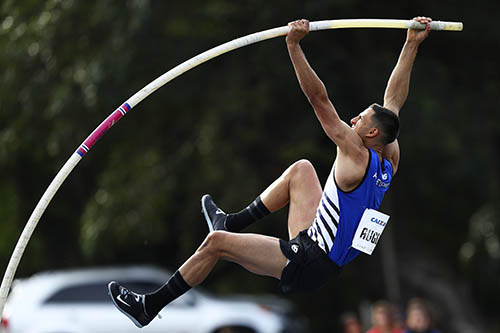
[350,107,375,137]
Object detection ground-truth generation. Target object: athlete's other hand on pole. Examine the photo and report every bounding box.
[407,16,432,44]
[286,19,309,45]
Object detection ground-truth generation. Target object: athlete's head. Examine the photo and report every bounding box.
[370,103,400,144]
[350,103,400,145]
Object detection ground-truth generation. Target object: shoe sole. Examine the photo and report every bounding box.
[107,282,145,329]
[201,194,214,233]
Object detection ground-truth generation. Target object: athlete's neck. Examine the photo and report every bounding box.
[364,143,383,162]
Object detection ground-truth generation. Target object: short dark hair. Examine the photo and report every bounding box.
[370,103,400,145]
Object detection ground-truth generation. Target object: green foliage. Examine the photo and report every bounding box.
[1,0,499,330]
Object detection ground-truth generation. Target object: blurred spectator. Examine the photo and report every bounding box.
[367,300,404,333]
[404,298,440,333]
[391,302,405,330]
[340,312,363,333]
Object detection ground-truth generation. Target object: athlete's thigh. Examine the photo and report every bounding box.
[215,231,287,280]
[287,161,322,239]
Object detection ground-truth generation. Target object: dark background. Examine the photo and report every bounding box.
[1,0,498,331]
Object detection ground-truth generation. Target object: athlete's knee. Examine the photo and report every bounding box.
[289,159,316,180]
[288,159,321,205]
[198,231,228,258]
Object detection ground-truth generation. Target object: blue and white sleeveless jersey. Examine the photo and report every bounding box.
[307,148,393,266]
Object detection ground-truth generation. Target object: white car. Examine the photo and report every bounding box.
[1,265,306,333]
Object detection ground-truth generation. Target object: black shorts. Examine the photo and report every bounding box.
[279,230,341,294]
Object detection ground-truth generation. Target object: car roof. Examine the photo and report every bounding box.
[10,265,173,303]
[24,265,169,282]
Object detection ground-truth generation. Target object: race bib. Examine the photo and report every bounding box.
[351,208,390,255]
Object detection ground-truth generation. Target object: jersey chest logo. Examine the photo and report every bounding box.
[373,172,390,188]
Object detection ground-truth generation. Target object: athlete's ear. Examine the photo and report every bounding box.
[366,127,379,138]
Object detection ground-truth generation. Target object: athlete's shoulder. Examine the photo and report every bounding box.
[334,147,371,192]
[381,139,400,175]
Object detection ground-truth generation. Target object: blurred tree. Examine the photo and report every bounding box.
[1,0,499,331]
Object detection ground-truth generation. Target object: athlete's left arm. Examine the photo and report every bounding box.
[383,16,431,114]
[382,16,432,175]
[382,140,400,175]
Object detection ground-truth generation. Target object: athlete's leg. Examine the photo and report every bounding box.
[203,160,322,238]
[260,159,322,239]
[179,231,287,286]
[147,232,286,316]
[109,231,287,326]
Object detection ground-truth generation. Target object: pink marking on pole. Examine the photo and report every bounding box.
[75,103,132,156]
[82,109,124,151]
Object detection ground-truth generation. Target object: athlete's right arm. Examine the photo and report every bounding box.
[286,19,356,149]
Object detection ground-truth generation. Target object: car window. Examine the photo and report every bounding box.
[44,281,162,304]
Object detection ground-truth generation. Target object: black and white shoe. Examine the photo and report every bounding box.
[108,281,154,328]
[201,194,228,232]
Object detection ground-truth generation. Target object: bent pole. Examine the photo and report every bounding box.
[0,18,463,316]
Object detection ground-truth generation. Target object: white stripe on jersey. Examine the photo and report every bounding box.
[318,199,339,231]
[322,196,340,221]
[307,225,326,252]
[316,217,334,250]
[308,167,340,253]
